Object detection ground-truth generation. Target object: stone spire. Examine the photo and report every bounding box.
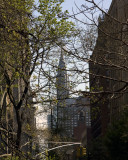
[56,52,69,100]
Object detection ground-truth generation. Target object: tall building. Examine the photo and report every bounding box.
[56,52,69,100]
[49,52,91,160]
[54,52,91,144]
[89,0,128,139]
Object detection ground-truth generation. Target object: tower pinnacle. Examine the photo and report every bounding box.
[56,52,69,100]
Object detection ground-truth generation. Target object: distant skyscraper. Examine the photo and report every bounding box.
[56,52,69,100]
[54,52,90,143]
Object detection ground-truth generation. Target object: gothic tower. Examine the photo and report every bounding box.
[56,52,69,100]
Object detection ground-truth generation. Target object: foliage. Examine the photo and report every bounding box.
[2,0,128,159]
[89,108,128,160]
[1,156,24,160]
[105,108,128,160]
[0,0,75,158]
[89,138,107,160]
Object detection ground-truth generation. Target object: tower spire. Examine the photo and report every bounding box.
[56,51,69,100]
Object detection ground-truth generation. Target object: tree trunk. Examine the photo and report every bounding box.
[15,109,22,150]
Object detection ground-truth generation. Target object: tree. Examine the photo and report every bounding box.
[0,0,75,159]
[28,0,128,159]
[1,0,127,159]
[68,0,128,124]
[105,108,128,160]
[61,0,128,159]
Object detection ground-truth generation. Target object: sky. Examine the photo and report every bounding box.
[62,0,112,12]
[62,0,112,20]
[36,0,113,128]
[61,0,112,92]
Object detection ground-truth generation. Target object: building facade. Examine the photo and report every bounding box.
[89,0,128,139]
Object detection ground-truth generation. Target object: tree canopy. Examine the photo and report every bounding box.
[0,0,75,159]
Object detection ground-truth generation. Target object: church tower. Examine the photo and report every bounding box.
[56,52,69,100]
